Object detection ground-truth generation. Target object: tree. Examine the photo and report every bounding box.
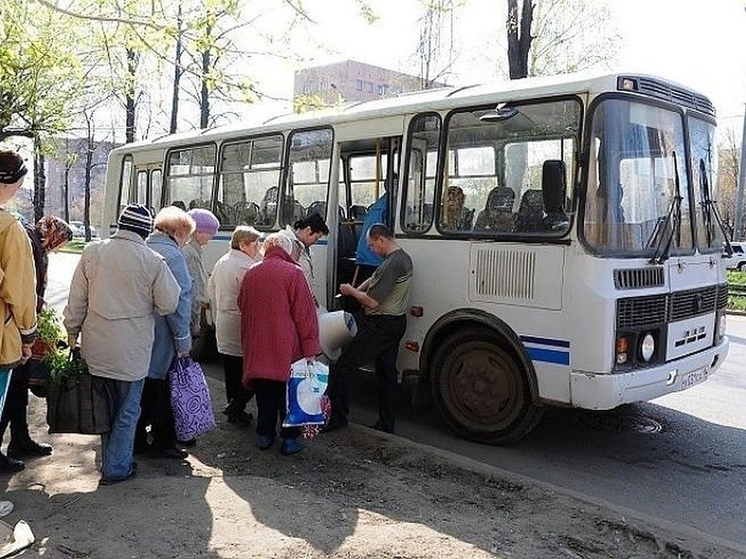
[506,0,533,79]
[416,0,460,88]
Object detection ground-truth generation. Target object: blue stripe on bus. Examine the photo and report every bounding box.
[525,347,570,366]
[211,235,330,246]
[520,335,570,348]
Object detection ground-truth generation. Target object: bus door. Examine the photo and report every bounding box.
[334,135,401,302]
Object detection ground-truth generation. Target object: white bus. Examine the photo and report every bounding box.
[103,71,730,443]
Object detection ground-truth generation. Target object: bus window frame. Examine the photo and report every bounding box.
[401,112,442,236]
[281,126,334,228]
[163,142,219,212]
[217,132,285,230]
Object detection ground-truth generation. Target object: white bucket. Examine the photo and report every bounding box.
[318,310,358,360]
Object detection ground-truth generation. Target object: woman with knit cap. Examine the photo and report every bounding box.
[183,208,220,338]
[0,215,73,472]
[64,203,180,485]
[135,206,195,459]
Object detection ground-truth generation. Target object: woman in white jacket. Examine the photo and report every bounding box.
[208,226,262,423]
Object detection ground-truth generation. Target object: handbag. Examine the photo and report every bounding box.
[168,356,216,441]
[283,358,329,428]
[190,308,218,363]
[46,349,112,435]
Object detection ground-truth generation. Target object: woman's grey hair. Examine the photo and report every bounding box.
[262,231,294,256]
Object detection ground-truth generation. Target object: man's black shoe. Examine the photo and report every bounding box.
[320,416,348,434]
[0,453,25,472]
[8,439,53,458]
[149,446,188,460]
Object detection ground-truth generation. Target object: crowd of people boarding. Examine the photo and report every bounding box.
[0,147,414,490]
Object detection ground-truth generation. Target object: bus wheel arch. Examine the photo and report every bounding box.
[422,311,545,444]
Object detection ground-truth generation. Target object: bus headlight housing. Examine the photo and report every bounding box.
[640,332,655,363]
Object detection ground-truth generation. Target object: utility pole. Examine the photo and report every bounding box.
[736,104,746,240]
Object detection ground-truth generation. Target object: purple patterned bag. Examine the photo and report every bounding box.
[168,356,216,441]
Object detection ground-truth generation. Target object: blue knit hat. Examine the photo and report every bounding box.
[118,204,153,238]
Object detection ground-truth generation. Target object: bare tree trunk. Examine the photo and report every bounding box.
[507,0,534,79]
[125,47,138,143]
[170,2,184,134]
[83,115,96,242]
[33,147,46,223]
[200,29,212,130]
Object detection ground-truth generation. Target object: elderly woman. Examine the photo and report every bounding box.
[237,232,320,455]
[135,206,195,459]
[0,216,73,471]
[208,226,262,425]
[183,208,220,337]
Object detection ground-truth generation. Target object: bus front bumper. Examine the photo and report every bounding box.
[568,336,730,410]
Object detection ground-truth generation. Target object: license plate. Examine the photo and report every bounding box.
[681,368,708,390]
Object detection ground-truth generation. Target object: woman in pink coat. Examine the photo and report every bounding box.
[237,232,320,455]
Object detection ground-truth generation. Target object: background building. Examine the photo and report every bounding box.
[294,59,447,106]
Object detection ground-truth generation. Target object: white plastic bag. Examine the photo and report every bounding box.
[283,358,329,427]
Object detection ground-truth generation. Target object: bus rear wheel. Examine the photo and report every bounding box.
[430,328,544,444]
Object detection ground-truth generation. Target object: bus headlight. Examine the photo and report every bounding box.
[640,333,655,363]
[718,314,727,339]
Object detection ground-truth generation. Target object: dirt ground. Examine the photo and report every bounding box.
[1,372,743,559]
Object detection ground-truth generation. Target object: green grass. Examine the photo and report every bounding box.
[727,270,746,311]
[58,239,87,254]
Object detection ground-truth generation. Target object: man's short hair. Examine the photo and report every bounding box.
[367,223,393,241]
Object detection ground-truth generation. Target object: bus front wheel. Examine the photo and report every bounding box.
[430,328,544,445]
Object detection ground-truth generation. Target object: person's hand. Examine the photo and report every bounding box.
[20,343,33,364]
[177,349,191,358]
[339,283,354,296]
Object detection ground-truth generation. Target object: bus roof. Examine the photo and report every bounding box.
[115,70,714,152]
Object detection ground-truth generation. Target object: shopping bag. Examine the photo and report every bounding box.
[46,350,111,435]
[283,359,329,427]
[168,356,216,441]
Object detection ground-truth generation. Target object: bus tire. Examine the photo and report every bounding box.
[430,327,544,445]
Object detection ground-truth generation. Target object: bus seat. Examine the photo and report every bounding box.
[350,204,368,221]
[307,201,326,219]
[215,201,234,225]
[542,160,569,231]
[515,189,545,233]
[235,202,260,225]
[172,200,187,211]
[474,187,515,231]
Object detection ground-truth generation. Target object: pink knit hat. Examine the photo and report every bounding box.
[187,209,219,235]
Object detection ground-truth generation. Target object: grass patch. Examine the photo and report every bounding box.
[58,239,87,254]
[727,270,746,311]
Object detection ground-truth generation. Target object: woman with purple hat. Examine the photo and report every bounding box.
[183,209,220,339]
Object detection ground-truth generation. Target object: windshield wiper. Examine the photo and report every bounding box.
[649,152,682,265]
[699,158,732,254]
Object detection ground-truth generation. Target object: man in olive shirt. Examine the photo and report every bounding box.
[323,223,413,434]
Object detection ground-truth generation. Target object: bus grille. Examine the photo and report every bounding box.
[717,283,728,309]
[614,267,664,289]
[617,285,723,329]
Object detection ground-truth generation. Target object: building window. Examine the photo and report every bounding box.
[378,84,389,96]
[355,79,363,91]
[367,82,374,93]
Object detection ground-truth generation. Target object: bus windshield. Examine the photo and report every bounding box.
[583,98,693,257]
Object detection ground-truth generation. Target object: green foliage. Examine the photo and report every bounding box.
[727,270,746,311]
[35,308,86,384]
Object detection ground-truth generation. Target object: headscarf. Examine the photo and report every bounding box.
[35,216,73,252]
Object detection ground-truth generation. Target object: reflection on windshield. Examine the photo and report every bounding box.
[583,99,692,256]
[690,117,724,253]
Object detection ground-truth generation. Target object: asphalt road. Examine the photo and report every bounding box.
[46,252,746,551]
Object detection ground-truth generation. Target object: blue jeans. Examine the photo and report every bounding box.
[100,378,145,481]
[0,368,12,419]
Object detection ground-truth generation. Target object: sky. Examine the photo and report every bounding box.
[266,0,746,138]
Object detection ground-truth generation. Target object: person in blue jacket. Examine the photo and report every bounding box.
[135,206,195,459]
[354,192,388,285]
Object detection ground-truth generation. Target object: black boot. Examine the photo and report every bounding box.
[0,452,24,472]
[7,438,53,458]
